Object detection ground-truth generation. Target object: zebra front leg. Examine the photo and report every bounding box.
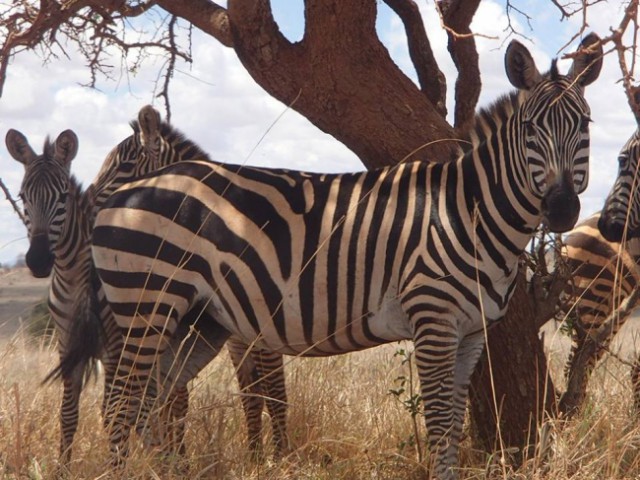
[412,321,459,480]
[449,331,486,462]
[560,329,604,415]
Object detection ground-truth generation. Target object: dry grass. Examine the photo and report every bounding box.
[1,329,640,480]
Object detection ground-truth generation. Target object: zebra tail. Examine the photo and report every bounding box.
[43,267,105,385]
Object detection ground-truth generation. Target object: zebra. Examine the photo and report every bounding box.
[5,128,96,468]
[5,111,287,469]
[595,103,640,411]
[81,35,603,479]
[556,212,640,414]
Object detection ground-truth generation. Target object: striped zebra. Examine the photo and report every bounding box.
[5,110,286,468]
[84,35,602,479]
[557,212,640,414]
[5,128,96,469]
[596,108,640,410]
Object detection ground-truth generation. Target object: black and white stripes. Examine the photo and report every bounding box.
[89,36,602,479]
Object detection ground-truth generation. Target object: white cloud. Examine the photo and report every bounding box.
[0,2,636,263]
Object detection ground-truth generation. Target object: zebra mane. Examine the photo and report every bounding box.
[462,91,520,151]
[128,117,212,161]
[464,60,564,151]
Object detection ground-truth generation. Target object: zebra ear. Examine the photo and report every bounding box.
[567,32,603,87]
[53,130,79,168]
[138,105,162,154]
[505,40,543,90]
[632,87,640,125]
[5,129,37,165]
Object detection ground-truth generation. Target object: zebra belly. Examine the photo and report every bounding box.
[202,289,412,357]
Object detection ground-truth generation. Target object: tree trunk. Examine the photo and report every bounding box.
[469,272,557,464]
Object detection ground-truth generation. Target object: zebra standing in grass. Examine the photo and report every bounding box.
[5,109,287,469]
[5,128,96,469]
[557,211,640,414]
[83,36,602,478]
[594,106,640,411]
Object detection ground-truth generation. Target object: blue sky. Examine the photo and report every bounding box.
[0,1,636,264]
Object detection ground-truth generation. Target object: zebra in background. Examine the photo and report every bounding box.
[5,110,287,469]
[557,212,640,414]
[84,35,602,478]
[5,128,96,468]
[594,101,640,411]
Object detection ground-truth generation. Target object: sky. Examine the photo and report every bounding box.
[0,1,636,264]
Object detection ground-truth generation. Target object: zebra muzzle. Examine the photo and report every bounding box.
[597,210,627,243]
[541,179,580,233]
[26,234,54,278]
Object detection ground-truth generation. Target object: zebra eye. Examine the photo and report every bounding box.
[618,154,629,169]
[523,121,536,138]
[580,116,592,131]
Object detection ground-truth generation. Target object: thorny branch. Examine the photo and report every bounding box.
[0,179,25,226]
[524,228,572,329]
[0,0,193,114]
[556,0,639,112]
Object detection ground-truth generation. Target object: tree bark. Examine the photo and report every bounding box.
[227,0,461,167]
[469,272,557,464]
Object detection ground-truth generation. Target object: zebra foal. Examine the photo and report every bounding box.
[87,36,601,479]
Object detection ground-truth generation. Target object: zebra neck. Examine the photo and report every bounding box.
[456,124,541,260]
[54,178,93,271]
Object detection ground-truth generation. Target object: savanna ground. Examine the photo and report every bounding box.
[1,268,640,479]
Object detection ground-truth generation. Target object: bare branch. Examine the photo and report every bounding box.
[0,178,26,226]
[155,0,232,47]
[437,0,482,132]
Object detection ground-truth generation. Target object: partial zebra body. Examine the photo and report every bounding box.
[90,35,602,480]
[591,111,640,412]
[559,213,640,413]
[95,159,517,356]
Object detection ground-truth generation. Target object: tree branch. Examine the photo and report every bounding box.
[437,0,482,132]
[155,0,232,47]
[0,178,26,226]
[383,0,447,118]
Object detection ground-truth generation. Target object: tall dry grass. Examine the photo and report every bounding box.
[1,326,639,479]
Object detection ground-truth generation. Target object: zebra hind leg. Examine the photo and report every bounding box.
[227,338,266,457]
[254,350,289,457]
[54,371,83,475]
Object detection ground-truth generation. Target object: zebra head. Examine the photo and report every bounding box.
[597,90,640,242]
[92,105,210,211]
[5,129,79,277]
[505,33,602,233]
